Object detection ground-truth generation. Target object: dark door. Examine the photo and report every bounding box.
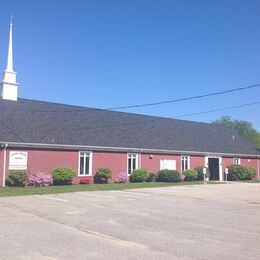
[208,158,219,181]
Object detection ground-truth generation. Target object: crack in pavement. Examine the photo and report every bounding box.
[0,201,158,252]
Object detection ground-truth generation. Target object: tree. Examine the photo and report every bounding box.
[212,116,260,148]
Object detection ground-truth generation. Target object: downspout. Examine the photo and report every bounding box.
[257,158,260,181]
[2,144,8,187]
[139,152,142,168]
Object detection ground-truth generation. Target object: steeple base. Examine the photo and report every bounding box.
[1,81,18,101]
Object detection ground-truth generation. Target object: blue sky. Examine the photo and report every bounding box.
[0,0,260,129]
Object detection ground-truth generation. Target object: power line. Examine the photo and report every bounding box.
[106,83,260,110]
[173,101,260,119]
[1,83,260,114]
[70,101,260,132]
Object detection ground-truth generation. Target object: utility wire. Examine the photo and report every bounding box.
[70,101,260,131]
[173,101,260,119]
[1,83,259,113]
[106,83,260,110]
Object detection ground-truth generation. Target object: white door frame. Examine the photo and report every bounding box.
[205,156,223,181]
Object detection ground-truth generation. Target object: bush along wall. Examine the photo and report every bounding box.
[6,172,27,187]
[157,170,181,182]
[27,172,53,187]
[130,169,149,183]
[146,173,157,182]
[183,170,198,181]
[52,168,75,185]
[194,166,210,180]
[94,168,112,184]
[228,165,255,181]
[114,172,128,183]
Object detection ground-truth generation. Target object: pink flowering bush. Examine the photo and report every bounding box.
[114,172,128,183]
[27,172,53,187]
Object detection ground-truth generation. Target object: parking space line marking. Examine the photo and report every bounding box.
[35,195,69,203]
[119,191,150,196]
[87,194,114,199]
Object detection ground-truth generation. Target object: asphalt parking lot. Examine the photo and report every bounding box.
[0,183,260,260]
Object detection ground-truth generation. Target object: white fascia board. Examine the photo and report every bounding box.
[0,141,259,158]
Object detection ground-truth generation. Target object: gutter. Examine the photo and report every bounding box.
[2,144,8,187]
[0,141,259,158]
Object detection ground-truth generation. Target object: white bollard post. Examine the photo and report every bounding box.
[225,168,229,183]
[203,167,207,184]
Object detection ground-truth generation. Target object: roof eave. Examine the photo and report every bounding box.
[1,141,259,158]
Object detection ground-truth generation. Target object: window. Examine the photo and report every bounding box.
[78,152,92,176]
[181,155,190,173]
[233,158,241,165]
[128,153,138,175]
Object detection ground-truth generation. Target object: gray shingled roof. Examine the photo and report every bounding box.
[0,98,259,155]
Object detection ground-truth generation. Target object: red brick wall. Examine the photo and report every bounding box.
[92,151,127,182]
[190,155,205,169]
[141,154,206,173]
[141,154,180,173]
[4,148,78,176]
[2,149,129,184]
[0,147,259,186]
[27,149,78,175]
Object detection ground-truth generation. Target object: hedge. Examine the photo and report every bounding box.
[157,170,180,182]
[228,165,255,180]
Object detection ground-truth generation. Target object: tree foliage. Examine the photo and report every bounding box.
[212,116,260,148]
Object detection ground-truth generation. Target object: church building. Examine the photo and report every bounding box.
[0,21,259,186]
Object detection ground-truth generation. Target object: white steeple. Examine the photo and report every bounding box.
[6,18,14,72]
[1,17,19,101]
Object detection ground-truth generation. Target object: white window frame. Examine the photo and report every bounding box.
[127,153,138,175]
[78,151,93,176]
[233,158,241,165]
[181,155,190,173]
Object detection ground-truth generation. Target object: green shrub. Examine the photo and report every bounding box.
[194,166,210,180]
[52,168,75,185]
[94,168,112,184]
[157,169,180,182]
[228,165,255,180]
[6,172,27,187]
[146,173,157,182]
[183,170,198,181]
[130,169,149,183]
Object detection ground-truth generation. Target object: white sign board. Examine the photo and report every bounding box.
[160,159,176,170]
[9,151,28,170]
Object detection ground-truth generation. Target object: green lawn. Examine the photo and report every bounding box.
[0,181,208,197]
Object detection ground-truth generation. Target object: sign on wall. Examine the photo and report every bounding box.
[160,159,176,170]
[9,151,28,170]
